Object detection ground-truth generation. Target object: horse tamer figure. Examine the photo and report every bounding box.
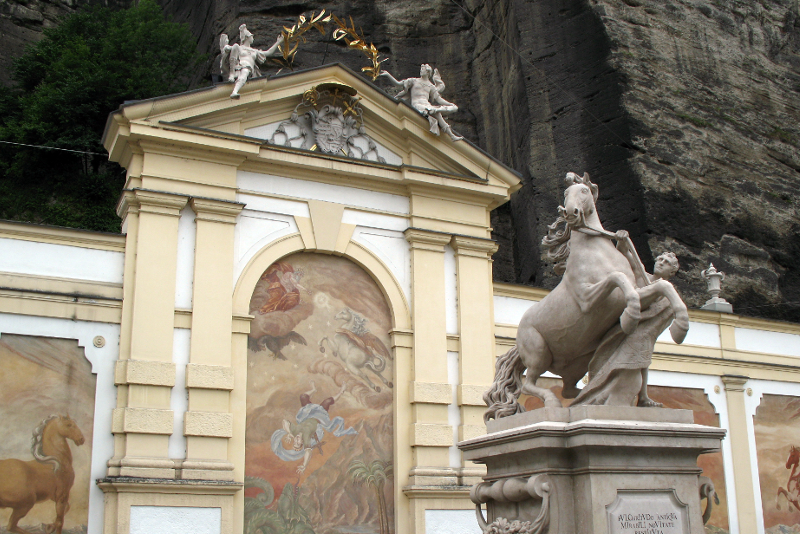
[484,172,690,420]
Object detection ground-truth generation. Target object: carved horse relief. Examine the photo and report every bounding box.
[484,172,689,418]
[319,307,393,392]
[0,415,85,534]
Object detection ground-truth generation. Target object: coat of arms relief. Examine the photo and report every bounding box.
[268,83,386,163]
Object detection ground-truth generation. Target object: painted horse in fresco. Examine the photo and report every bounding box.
[319,307,393,392]
[0,415,85,534]
[777,445,800,511]
[484,172,689,418]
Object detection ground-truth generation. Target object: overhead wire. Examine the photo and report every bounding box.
[0,140,105,156]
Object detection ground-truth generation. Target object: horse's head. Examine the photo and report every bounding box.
[53,415,85,446]
[559,172,598,227]
[334,308,353,322]
[788,445,800,469]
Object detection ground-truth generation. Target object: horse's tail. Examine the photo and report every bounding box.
[482,346,526,423]
[365,353,387,373]
[31,415,61,472]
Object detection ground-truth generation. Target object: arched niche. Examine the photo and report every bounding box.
[233,240,407,534]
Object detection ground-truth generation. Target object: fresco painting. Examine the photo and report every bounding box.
[0,334,96,534]
[523,382,730,533]
[755,394,800,534]
[245,253,394,534]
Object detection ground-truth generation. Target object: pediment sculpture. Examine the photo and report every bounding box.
[268,83,386,163]
[484,172,690,418]
[379,64,463,142]
[220,24,283,99]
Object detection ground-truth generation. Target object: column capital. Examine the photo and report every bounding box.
[119,189,188,218]
[721,374,749,391]
[451,235,498,258]
[189,197,245,224]
[404,227,451,251]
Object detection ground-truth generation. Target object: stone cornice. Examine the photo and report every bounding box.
[189,197,245,224]
[451,235,498,257]
[404,227,452,250]
[0,219,125,252]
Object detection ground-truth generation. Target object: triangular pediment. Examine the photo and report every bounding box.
[104,64,521,195]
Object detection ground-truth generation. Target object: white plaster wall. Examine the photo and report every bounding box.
[0,237,124,284]
[735,328,800,357]
[244,121,404,165]
[174,206,196,310]
[129,506,221,534]
[648,370,737,534]
[493,295,534,326]
[425,509,482,534]
[743,379,800,534]
[446,350,461,468]
[233,203,300,283]
[0,313,119,534]
[444,245,458,335]
[169,328,190,459]
[350,224,410,303]
[237,171,410,215]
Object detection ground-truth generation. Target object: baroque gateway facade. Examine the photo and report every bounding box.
[1,65,799,534]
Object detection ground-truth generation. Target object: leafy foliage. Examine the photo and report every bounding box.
[244,479,315,534]
[0,0,203,232]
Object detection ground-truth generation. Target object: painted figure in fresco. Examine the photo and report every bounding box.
[220,24,284,99]
[0,415,84,534]
[249,262,309,359]
[379,64,463,141]
[777,445,800,512]
[271,381,356,474]
[571,251,680,407]
[319,307,393,392]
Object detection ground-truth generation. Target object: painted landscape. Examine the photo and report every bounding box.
[0,334,95,534]
[245,252,394,534]
[755,394,800,534]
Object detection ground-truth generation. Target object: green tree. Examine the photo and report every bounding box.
[348,459,393,534]
[0,0,204,232]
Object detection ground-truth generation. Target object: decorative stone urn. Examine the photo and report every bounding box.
[700,263,733,313]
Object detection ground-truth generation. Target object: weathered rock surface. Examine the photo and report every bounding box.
[3,0,799,321]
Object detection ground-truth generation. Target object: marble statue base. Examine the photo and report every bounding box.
[701,297,733,313]
[458,406,725,534]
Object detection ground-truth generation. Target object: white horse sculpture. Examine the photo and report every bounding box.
[484,172,689,418]
[319,308,393,392]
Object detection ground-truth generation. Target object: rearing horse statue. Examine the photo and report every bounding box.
[484,172,689,419]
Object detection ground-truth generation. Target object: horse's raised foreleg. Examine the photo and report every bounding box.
[778,487,789,510]
[517,325,560,408]
[636,280,689,344]
[576,271,641,334]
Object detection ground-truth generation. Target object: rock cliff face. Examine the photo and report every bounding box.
[4,0,799,321]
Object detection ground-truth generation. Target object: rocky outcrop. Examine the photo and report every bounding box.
[3,0,799,321]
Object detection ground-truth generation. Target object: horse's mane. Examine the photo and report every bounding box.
[31,414,61,472]
[541,216,571,276]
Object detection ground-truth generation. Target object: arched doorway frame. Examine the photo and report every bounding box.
[230,231,412,534]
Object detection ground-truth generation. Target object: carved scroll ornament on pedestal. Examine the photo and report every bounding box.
[470,475,552,534]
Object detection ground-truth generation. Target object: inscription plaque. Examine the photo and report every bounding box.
[606,490,689,534]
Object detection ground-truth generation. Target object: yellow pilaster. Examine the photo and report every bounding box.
[182,197,244,481]
[110,189,187,479]
[404,228,455,486]
[451,235,497,482]
[722,374,760,532]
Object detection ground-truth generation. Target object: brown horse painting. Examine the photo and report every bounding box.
[778,444,800,512]
[0,415,85,534]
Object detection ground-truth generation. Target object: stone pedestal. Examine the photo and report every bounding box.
[458,406,725,534]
